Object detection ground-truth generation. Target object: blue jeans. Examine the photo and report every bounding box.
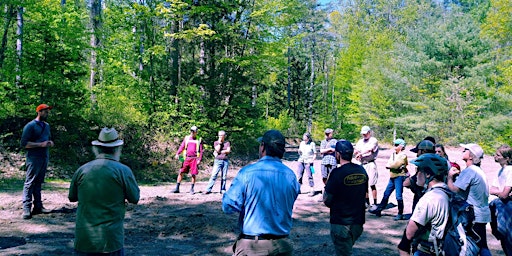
[23,156,48,210]
[206,159,229,192]
[297,162,314,187]
[382,176,405,201]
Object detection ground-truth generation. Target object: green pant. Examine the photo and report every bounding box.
[330,224,363,256]
[233,237,292,256]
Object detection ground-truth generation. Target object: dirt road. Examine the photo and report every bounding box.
[0,145,505,255]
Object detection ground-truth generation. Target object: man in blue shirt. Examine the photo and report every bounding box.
[222,129,300,256]
[20,104,54,219]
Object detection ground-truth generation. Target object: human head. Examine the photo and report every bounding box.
[394,138,406,152]
[218,130,226,142]
[324,128,333,139]
[460,143,484,166]
[302,132,312,143]
[435,144,448,160]
[335,140,354,162]
[91,127,124,160]
[411,140,435,156]
[36,104,53,121]
[410,153,449,187]
[257,130,286,158]
[494,144,512,166]
[360,126,371,139]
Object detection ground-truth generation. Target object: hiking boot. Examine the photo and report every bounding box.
[394,214,404,221]
[22,209,32,219]
[368,205,382,217]
[172,188,180,193]
[32,207,51,215]
[308,190,315,197]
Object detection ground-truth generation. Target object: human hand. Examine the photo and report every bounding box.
[175,154,179,160]
[448,166,460,177]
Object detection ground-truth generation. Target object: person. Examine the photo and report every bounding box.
[435,143,460,171]
[296,132,316,196]
[354,125,379,207]
[397,153,450,256]
[447,143,491,256]
[20,104,55,219]
[489,145,512,255]
[68,127,140,255]
[320,128,337,185]
[404,139,436,211]
[369,139,408,220]
[324,140,368,256]
[205,130,231,194]
[222,130,300,256]
[173,125,204,194]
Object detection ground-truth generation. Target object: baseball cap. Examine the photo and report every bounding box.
[36,104,53,112]
[394,139,406,147]
[460,143,484,159]
[190,126,198,132]
[411,140,435,153]
[324,128,333,134]
[257,130,286,157]
[335,140,354,155]
[360,126,371,134]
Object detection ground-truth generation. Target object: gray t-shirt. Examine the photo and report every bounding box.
[454,165,491,223]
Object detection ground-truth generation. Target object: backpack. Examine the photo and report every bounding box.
[436,187,480,256]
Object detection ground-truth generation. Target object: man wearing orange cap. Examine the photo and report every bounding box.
[20,104,54,219]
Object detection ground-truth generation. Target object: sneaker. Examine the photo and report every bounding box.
[394,214,404,221]
[32,207,51,215]
[204,191,212,195]
[22,209,32,219]
[220,190,226,194]
[189,189,195,194]
[172,188,180,193]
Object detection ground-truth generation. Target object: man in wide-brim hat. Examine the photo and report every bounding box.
[69,127,140,255]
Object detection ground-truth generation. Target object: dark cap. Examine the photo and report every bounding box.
[411,140,435,153]
[257,130,286,157]
[335,140,354,158]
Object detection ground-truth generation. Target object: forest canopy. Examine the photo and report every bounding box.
[0,0,511,181]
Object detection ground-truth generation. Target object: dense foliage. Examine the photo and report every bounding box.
[0,0,510,181]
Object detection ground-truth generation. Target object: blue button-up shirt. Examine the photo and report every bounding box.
[222,156,300,236]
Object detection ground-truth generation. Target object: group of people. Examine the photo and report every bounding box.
[19,103,511,255]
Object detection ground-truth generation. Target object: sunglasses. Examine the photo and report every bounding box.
[394,144,400,147]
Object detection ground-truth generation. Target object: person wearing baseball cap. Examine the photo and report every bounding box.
[173,125,203,194]
[20,103,55,219]
[222,130,300,255]
[320,128,337,185]
[354,125,379,207]
[69,127,140,255]
[323,140,368,255]
[448,143,491,255]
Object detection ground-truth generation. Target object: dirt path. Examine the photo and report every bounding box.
[0,145,505,255]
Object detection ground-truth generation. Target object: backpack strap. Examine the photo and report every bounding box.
[182,135,190,159]
[196,137,201,158]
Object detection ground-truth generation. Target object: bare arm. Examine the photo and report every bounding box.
[447,168,461,193]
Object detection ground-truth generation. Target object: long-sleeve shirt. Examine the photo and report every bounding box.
[386,151,408,178]
[222,156,300,236]
[68,154,140,253]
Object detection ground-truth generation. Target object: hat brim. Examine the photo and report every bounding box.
[92,140,124,147]
[410,147,419,153]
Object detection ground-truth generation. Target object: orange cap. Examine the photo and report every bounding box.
[36,104,53,112]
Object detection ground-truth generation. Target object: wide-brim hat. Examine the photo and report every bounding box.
[92,127,124,147]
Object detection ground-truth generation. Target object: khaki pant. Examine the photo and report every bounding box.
[232,238,292,256]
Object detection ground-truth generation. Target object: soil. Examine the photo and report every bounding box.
[0,145,505,256]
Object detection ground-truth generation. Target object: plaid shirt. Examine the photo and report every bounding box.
[320,138,337,166]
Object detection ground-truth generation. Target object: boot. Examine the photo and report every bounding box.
[369,198,388,217]
[394,200,405,221]
[172,183,180,193]
[22,208,32,219]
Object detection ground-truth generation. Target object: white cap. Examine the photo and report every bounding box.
[360,126,371,134]
[460,143,484,159]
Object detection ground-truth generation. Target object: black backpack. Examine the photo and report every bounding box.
[436,187,480,256]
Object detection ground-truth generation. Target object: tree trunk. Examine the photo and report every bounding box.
[15,6,23,93]
[0,5,14,73]
[89,0,102,104]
